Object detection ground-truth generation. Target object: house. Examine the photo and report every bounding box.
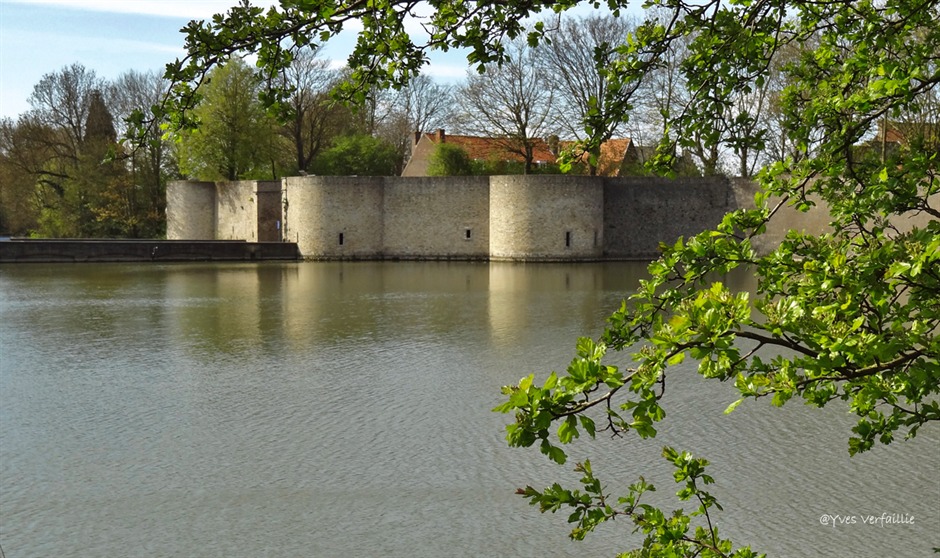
[862,119,939,158]
[401,129,556,176]
[401,129,643,177]
[565,137,639,177]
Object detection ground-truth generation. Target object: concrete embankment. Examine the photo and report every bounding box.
[0,239,300,263]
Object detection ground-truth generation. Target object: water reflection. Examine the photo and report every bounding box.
[154,261,651,357]
[0,261,936,558]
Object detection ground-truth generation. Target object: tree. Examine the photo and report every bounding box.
[453,37,557,174]
[4,64,168,238]
[0,117,42,235]
[75,89,126,237]
[28,62,100,160]
[161,0,939,554]
[22,63,102,236]
[395,75,454,138]
[84,90,117,147]
[377,74,456,172]
[109,69,176,237]
[499,1,940,554]
[750,39,812,171]
[310,134,400,176]
[17,63,139,237]
[538,14,635,174]
[625,20,732,176]
[426,143,476,176]
[276,47,347,174]
[176,58,286,181]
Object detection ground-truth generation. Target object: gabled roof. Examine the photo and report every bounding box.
[561,138,635,176]
[419,131,557,163]
[405,129,639,176]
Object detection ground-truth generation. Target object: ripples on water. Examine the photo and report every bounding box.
[0,262,936,557]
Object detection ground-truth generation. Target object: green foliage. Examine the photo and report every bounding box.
[176,58,288,181]
[311,134,400,176]
[0,119,41,235]
[1,64,173,238]
[160,0,939,554]
[427,143,475,176]
[513,450,763,557]
[495,0,939,552]
[84,90,116,146]
[426,143,563,176]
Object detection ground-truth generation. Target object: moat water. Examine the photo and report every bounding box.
[0,261,936,557]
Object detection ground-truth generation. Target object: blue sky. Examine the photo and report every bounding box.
[0,0,473,119]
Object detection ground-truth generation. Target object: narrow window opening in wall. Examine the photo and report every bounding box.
[339,232,345,246]
[565,231,572,248]
[593,230,598,247]
[465,228,472,240]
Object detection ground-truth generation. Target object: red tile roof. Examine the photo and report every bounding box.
[414,130,635,176]
[561,138,634,176]
[422,131,557,163]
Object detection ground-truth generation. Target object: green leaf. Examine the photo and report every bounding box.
[723,398,744,415]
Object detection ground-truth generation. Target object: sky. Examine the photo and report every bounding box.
[0,0,473,119]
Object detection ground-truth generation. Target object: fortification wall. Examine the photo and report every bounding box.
[730,179,940,255]
[727,178,835,255]
[604,177,734,259]
[174,175,867,261]
[216,181,259,241]
[167,181,216,240]
[383,176,491,259]
[283,176,384,258]
[490,175,604,261]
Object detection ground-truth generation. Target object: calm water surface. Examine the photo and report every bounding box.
[0,261,936,557]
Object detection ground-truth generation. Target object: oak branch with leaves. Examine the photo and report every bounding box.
[154,0,939,555]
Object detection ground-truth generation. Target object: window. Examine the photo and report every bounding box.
[338,232,344,246]
[565,231,572,248]
[465,228,472,240]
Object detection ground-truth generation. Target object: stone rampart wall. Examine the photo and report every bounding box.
[216,181,258,241]
[167,181,215,240]
[283,176,385,258]
[383,176,491,259]
[490,176,605,261]
[169,180,280,243]
[604,177,735,259]
[171,175,830,261]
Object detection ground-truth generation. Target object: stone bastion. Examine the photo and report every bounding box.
[166,175,826,261]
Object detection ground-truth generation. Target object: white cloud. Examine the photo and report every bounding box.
[423,63,468,82]
[4,0,274,20]
[7,27,184,56]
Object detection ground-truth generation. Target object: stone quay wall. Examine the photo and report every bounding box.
[169,175,756,261]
